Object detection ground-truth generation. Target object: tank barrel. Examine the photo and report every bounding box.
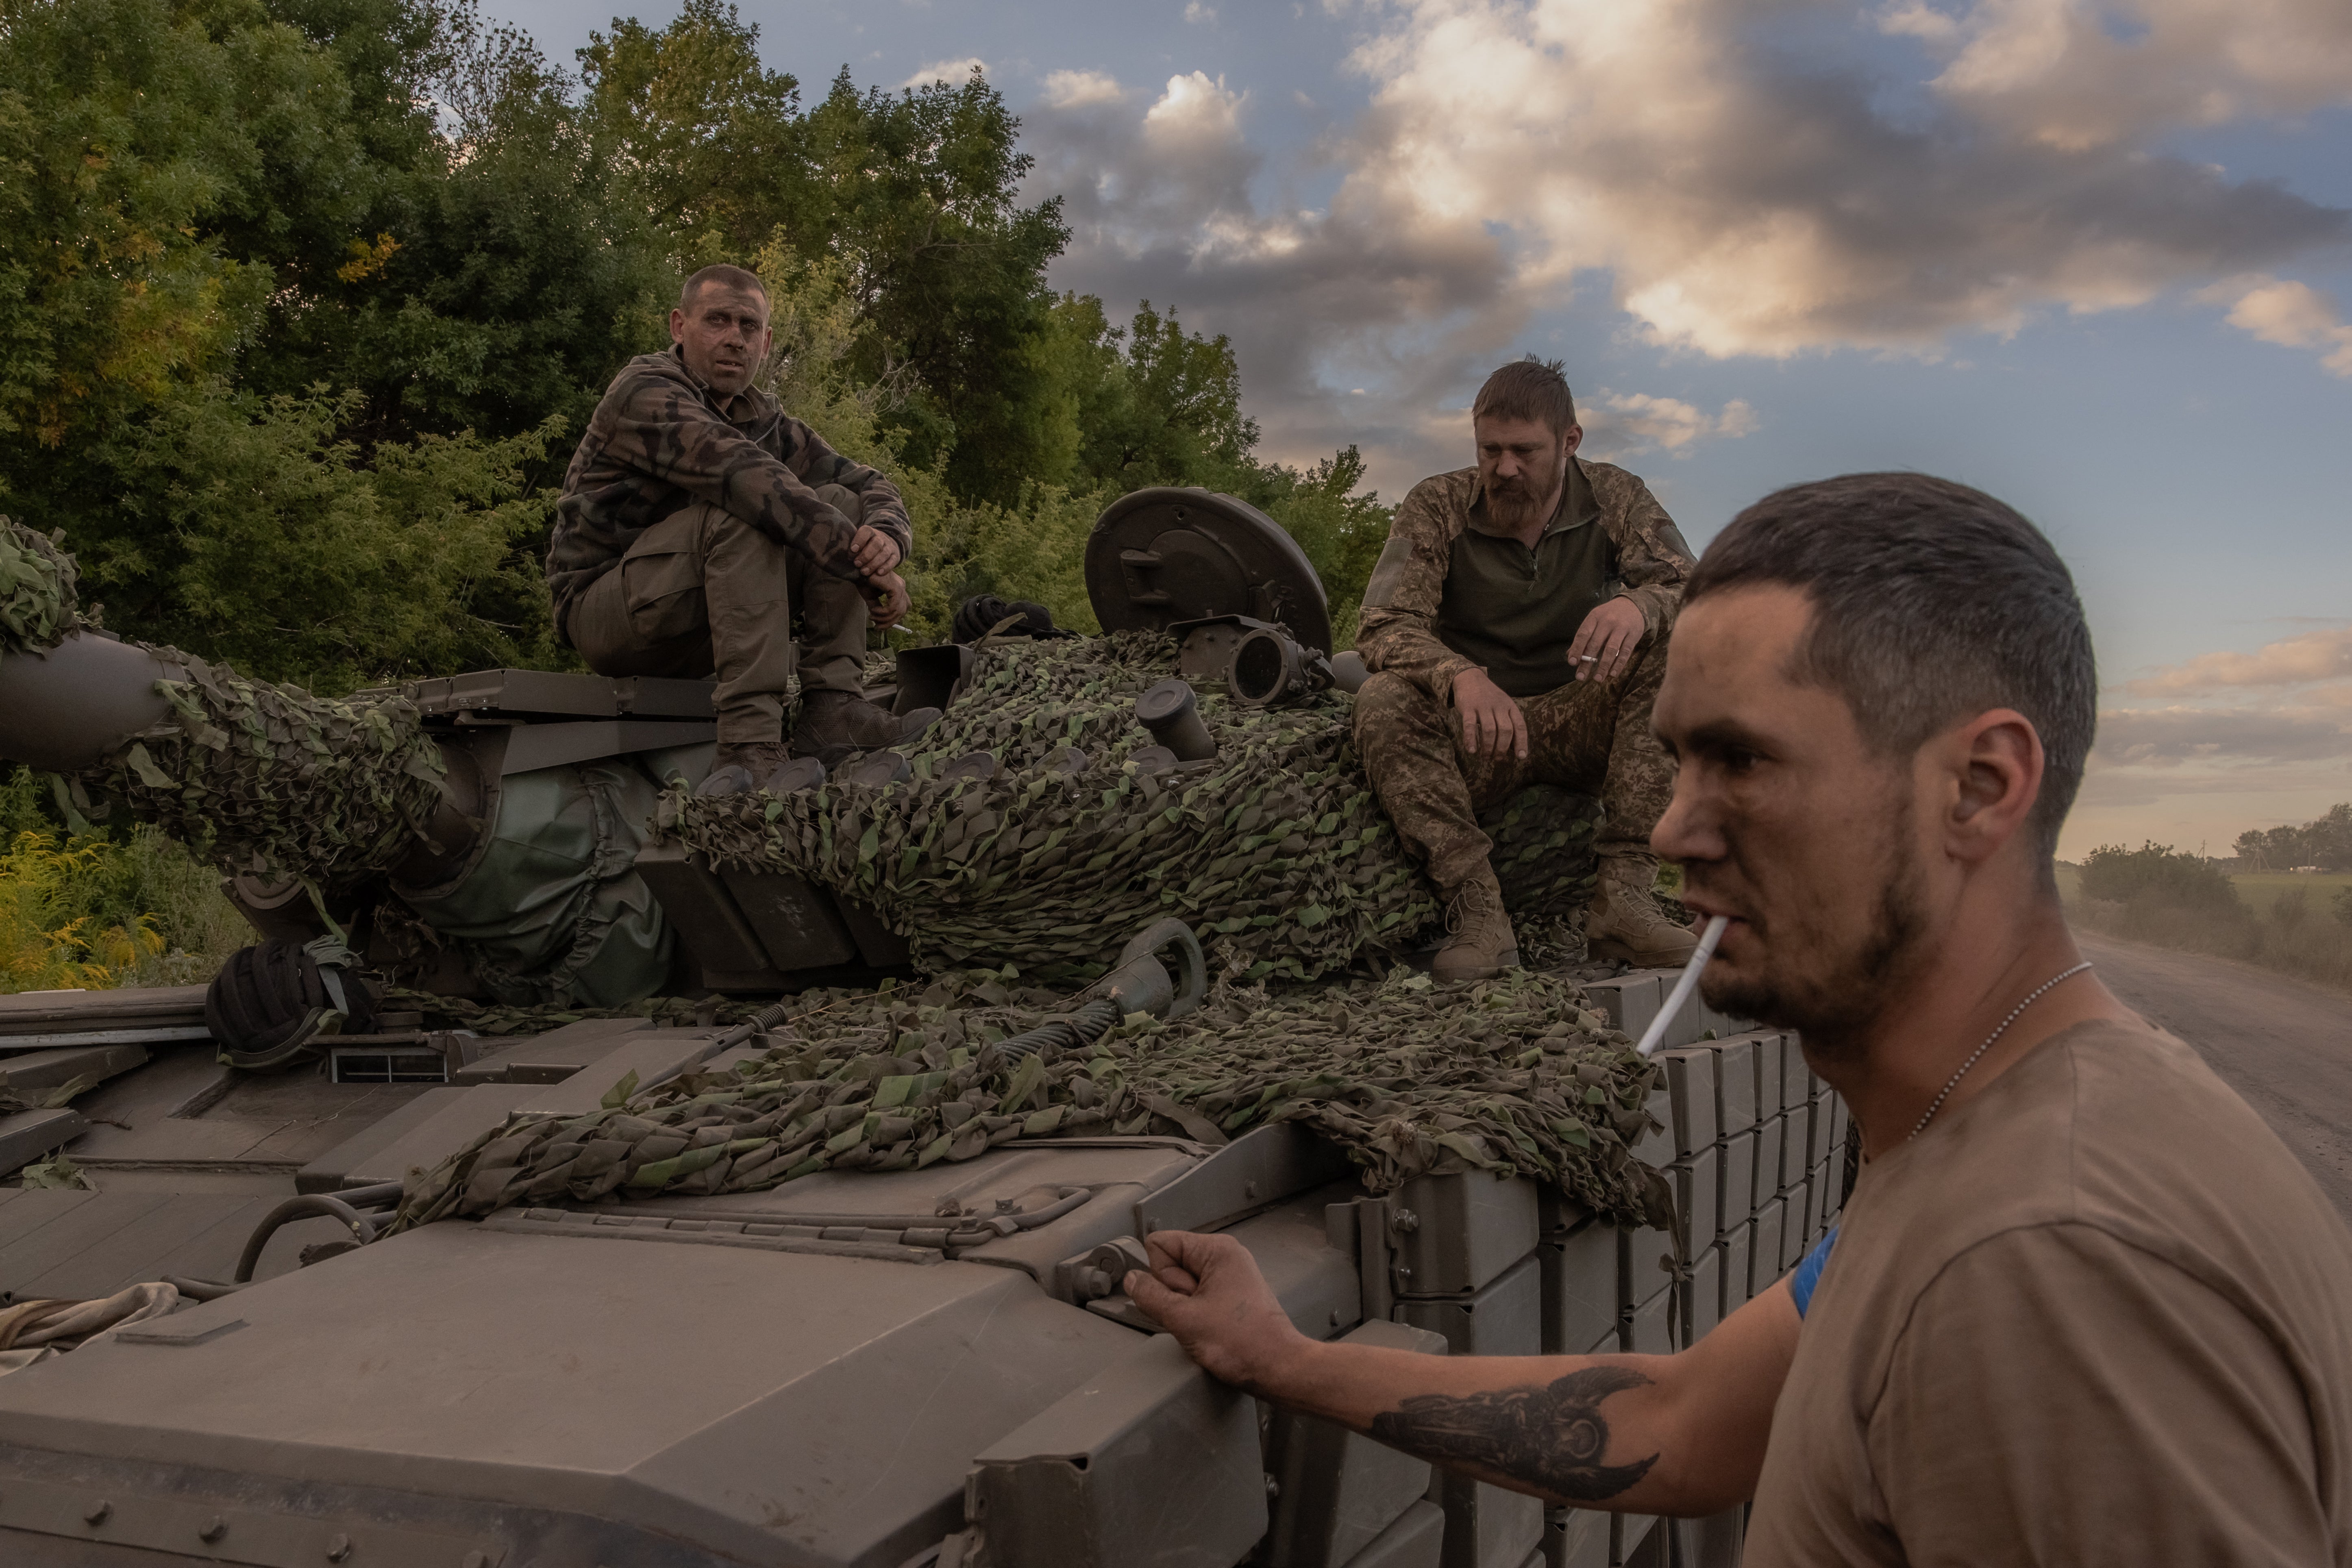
[0,631,182,773]
[0,517,181,772]
[0,514,459,891]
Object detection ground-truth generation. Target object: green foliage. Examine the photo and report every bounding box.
[100,384,564,689]
[2079,842,2245,914]
[2068,841,2352,994]
[0,768,56,842]
[0,829,164,990]
[0,818,248,993]
[1253,449,1393,648]
[2,0,1392,698]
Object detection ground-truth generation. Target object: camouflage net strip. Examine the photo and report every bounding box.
[672,634,1604,985]
[0,518,82,655]
[89,655,449,889]
[3,515,449,889]
[391,965,1670,1233]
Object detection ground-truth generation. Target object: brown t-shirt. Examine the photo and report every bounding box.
[1745,1018,2352,1567]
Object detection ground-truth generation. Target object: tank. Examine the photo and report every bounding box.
[0,501,1852,1568]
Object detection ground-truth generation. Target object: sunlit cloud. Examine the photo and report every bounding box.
[2213,276,2352,376]
[1580,393,1759,459]
[2129,625,2352,694]
[1025,0,2350,490]
[901,57,987,90]
[1041,69,1125,109]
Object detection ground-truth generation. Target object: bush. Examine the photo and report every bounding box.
[0,768,250,991]
[2068,841,2352,994]
[2079,842,2244,914]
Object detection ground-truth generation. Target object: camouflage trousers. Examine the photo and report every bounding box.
[1352,638,1674,895]
[566,484,871,745]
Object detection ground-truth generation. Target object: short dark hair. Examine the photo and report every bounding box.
[679,264,768,311]
[1472,357,1577,435]
[1686,473,2095,864]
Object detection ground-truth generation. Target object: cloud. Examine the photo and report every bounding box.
[1334,0,2348,359]
[901,57,986,90]
[1041,69,1124,109]
[2092,704,2352,767]
[1026,0,2351,487]
[2130,626,2352,694]
[1883,0,2352,152]
[2213,275,2352,375]
[1185,0,1218,21]
[1580,394,1760,459]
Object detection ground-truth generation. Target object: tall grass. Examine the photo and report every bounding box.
[2067,842,2352,994]
[0,769,249,992]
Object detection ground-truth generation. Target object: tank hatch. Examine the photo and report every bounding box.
[1085,489,1333,655]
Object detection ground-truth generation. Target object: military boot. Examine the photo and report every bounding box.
[1432,872,1519,983]
[699,739,791,797]
[1586,856,1698,968]
[791,691,938,757]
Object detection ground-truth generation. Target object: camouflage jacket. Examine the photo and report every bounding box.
[546,347,914,639]
[1356,459,1694,701]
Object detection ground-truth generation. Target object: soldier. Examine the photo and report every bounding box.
[1356,357,1697,979]
[548,264,937,781]
[1140,474,2352,1566]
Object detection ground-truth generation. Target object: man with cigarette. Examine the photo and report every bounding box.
[1354,357,1698,981]
[1138,473,2352,1564]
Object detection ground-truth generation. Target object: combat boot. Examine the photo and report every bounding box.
[1586,856,1698,968]
[791,691,940,756]
[1432,872,1519,983]
[699,739,792,797]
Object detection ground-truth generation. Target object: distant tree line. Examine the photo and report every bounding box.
[0,0,1390,693]
[2233,803,2352,872]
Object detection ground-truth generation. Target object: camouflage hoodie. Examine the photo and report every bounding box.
[1356,458,1694,701]
[546,347,914,640]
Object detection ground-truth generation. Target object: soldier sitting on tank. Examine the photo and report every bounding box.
[1354,357,1697,980]
[547,263,936,780]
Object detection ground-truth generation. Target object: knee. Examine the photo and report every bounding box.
[1352,671,1445,744]
[814,482,864,527]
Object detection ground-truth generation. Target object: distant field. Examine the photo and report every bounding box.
[2230,872,2352,913]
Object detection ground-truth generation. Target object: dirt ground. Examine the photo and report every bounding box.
[2083,930,2352,1221]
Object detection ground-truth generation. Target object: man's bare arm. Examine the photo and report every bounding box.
[1128,1229,1798,1516]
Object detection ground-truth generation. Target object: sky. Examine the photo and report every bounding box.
[487,0,2352,860]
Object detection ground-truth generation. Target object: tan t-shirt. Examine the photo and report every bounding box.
[1745,1018,2352,1567]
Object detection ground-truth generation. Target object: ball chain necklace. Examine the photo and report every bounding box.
[1909,961,2095,1140]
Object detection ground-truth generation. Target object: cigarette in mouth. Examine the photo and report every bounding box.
[1635,914,1732,1058]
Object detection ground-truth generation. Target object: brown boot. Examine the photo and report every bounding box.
[1587,856,1698,968]
[792,690,936,755]
[1432,873,1519,983]
[699,739,791,797]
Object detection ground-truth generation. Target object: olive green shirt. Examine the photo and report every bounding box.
[1357,458,1695,704]
[1436,463,1613,699]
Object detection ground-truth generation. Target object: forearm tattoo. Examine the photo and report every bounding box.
[1368,1365,1660,1502]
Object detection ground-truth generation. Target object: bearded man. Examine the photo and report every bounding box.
[548,264,936,780]
[1135,473,2352,1566]
[1355,357,1698,980]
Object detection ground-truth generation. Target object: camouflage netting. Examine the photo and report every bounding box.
[0,518,82,655]
[671,633,1602,984]
[1,514,448,890]
[92,656,448,888]
[392,964,1671,1233]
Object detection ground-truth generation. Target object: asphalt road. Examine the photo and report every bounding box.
[2081,931,2352,1221]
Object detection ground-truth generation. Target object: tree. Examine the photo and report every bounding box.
[2234,804,2352,872]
